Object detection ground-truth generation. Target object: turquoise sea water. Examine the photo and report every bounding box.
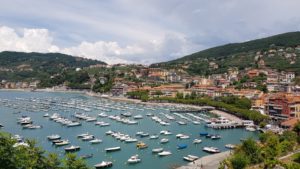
[0,91,258,169]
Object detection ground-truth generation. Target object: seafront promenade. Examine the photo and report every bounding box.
[177,151,231,169]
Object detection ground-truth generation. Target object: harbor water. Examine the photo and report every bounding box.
[0,91,258,169]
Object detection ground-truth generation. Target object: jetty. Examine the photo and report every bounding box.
[177,151,231,169]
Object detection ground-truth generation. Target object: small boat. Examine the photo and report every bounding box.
[77,133,89,138]
[0,123,3,128]
[136,131,144,136]
[133,115,143,119]
[160,138,169,144]
[199,132,208,136]
[98,113,108,117]
[125,138,138,143]
[82,135,95,141]
[121,112,132,117]
[158,151,172,156]
[192,121,201,125]
[65,145,80,152]
[183,155,199,162]
[177,121,187,125]
[90,139,102,144]
[203,146,220,153]
[140,133,149,138]
[176,134,184,138]
[55,140,69,146]
[152,148,164,153]
[105,130,114,135]
[225,144,236,149]
[211,134,221,140]
[193,139,202,144]
[105,147,121,152]
[47,134,61,140]
[149,135,159,139]
[80,154,93,159]
[136,142,148,149]
[205,134,212,138]
[86,117,97,122]
[43,113,49,117]
[127,154,141,164]
[177,144,188,149]
[146,113,153,117]
[94,161,113,168]
[246,127,256,132]
[179,135,190,139]
[67,122,81,127]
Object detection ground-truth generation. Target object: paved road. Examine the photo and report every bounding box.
[177,151,231,169]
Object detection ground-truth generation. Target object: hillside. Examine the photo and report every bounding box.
[152,32,300,75]
[0,51,106,82]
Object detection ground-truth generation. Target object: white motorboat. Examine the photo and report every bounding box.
[43,113,49,117]
[67,122,81,127]
[55,140,69,146]
[176,134,184,138]
[47,134,61,140]
[82,135,95,141]
[203,146,220,153]
[133,115,143,119]
[94,161,113,168]
[192,121,201,125]
[125,138,138,143]
[183,155,199,162]
[160,138,169,144]
[86,117,97,122]
[179,135,190,139]
[105,130,114,135]
[127,154,141,164]
[105,147,121,152]
[77,133,89,138]
[158,151,172,156]
[90,139,102,144]
[246,126,256,132]
[152,148,164,153]
[65,145,80,152]
[98,112,108,117]
[225,144,236,149]
[193,139,202,144]
[149,135,159,139]
[177,121,187,125]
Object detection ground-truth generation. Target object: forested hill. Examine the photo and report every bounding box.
[151,32,300,75]
[0,51,106,81]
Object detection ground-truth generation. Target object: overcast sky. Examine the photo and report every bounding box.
[1,0,300,64]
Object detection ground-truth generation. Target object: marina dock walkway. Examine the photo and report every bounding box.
[177,151,231,169]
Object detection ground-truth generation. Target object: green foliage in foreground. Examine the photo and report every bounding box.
[219,128,300,169]
[151,96,267,123]
[0,131,90,169]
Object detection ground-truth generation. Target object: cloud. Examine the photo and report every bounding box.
[0,26,199,64]
[1,1,300,64]
[0,26,59,53]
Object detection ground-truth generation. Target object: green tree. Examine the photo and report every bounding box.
[64,153,89,169]
[230,153,249,169]
[240,138,262,164]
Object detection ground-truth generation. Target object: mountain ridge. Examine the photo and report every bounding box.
[151,32,300,75]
